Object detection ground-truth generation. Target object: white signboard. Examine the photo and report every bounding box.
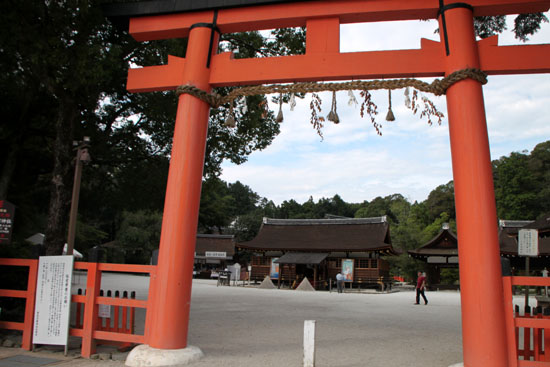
[98,304,111,318]
[518,229,539,257]
[205,251,226,258]
[33,256,74,345]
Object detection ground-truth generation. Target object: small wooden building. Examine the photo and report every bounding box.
[238,217,397,289]
[409,220,550,285]
[407,224,458,289]
[193,234,236,278]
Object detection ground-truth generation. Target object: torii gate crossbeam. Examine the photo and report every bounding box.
[107,1,550,366]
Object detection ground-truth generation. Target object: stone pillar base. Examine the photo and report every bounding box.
[125,344,204,366]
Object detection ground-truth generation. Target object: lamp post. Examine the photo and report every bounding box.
[66,137,91,256]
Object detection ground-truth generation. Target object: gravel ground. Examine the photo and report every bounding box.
[0,275,482,366]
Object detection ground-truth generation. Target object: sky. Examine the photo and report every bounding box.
[220,15,550,206]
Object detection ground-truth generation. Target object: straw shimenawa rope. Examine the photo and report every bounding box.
[175,68,487,108]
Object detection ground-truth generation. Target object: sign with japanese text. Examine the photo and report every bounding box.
[33,256,74,346]
[270,258,279,279]
[342,259,354,282]
[0,200,15,244]
[518,229,539,257]
[98,304,112,318]
[205,251,227,258]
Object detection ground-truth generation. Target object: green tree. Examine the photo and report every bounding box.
[115,210,162,264]
[425,181,455,222]
[493,151,538,219]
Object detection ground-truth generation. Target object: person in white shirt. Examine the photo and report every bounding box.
[336,272,345,293]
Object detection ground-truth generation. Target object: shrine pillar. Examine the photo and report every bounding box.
[127,24,218,366]
[439,5,509,366]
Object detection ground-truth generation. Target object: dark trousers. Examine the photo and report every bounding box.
[337,280,344,293]
[416,288,428,304]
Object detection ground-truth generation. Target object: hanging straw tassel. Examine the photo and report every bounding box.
[276,93,284,123]
[385,89,395,121]
[224,100,236,128]
[240,96,248,114]
[289,93,296,111]
[327,91,340,124]
[404,87,411,108]
[347,90,358,107]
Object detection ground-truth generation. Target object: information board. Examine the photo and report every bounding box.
[33,256,74,345]
[518,229,539,257]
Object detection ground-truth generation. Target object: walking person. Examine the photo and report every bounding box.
[336,271,345,293]
[415,271,428,305]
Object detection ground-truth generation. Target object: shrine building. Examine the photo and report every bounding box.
[409,220,550,287]
[193,234,236,278]
[238,216,397,289]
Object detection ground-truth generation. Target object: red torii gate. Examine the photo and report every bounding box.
[110,0,550,366]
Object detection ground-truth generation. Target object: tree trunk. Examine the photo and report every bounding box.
[0,91,33,199]
[0,148,18,200]
[43,99,76,255]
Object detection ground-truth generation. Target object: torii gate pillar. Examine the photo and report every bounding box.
[441,6,508,366]
[127,25,218,365]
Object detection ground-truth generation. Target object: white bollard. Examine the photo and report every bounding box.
[303,320,316,367]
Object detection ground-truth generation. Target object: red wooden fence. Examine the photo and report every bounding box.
[0,258,155,358]
[0,258,38,350]
[503,276,550,367]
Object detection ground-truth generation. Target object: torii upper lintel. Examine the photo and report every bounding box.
[127,35,550,92]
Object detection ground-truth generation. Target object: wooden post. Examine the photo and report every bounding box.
[303,320,316,367]
[22,260,38,350]
[82,262,101,358]
[313,267,317,290]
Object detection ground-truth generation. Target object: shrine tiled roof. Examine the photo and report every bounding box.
[408,226,458,259]
[238,217,396,254]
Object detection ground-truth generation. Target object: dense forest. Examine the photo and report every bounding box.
[1,1,549,281]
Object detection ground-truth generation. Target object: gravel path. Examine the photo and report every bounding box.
[1,276,470,366]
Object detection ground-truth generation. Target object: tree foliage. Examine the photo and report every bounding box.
[1,0,547,269]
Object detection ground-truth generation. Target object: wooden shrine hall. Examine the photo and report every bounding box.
[238,217,397,289]
[409,220,550,287]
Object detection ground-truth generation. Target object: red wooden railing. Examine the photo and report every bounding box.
[0,258,155,358]
[503,276,550,367]
[70,262,155,357]
[0,258,38,350]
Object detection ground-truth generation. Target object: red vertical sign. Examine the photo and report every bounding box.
[0,200,15,244]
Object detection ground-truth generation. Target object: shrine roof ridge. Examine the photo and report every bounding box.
[262,216,387,226]
[196,233,234,239]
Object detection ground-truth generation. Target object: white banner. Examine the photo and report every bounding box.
[33,256,74,345]
[518,229,539,257]
[205,251,226,258]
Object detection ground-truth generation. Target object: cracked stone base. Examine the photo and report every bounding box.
[125,344,204,366]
